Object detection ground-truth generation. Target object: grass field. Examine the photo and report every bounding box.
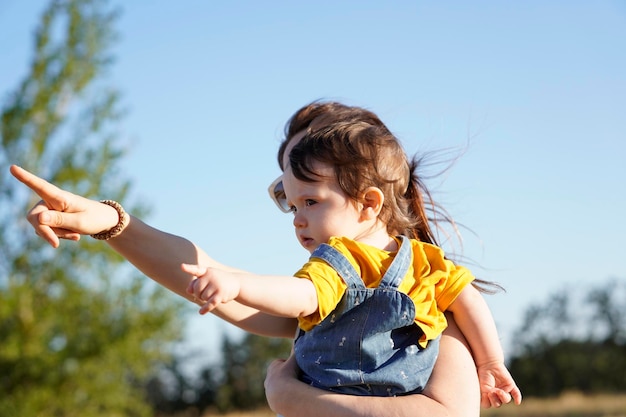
[481,392,626,417]
[210,392,626,417]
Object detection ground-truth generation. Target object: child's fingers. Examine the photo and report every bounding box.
[198,294,220,315]
[481,390,501,408]
[480,393,491,409]
[200,285,219,306]
[488,391,504,408]
[510,386,523,405]
[494,383,522,405]
[188,278,202,298]
[199,301,215,315]
[181,263,207,277]
[487,389,517,408]
[181,263,207,295]
[198,301,210,315]
[497,390,512,405]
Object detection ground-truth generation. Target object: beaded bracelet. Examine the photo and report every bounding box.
[90,200,130,240]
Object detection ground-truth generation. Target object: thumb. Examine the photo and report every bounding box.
[34,209,81,245]
[39,209,81,233]
[40,210,65,227]
[181,263,208,277]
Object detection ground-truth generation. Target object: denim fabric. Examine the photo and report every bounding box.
[294,236,439,397]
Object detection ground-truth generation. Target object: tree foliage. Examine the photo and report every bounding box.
[214,333,292,412]
[508,279,626,397]
[145,355,219,416]
[146,333,293,415]
[0,1,184,415]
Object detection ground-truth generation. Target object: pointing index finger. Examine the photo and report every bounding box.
[10,165,65,208]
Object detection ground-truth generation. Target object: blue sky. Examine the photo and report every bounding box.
[2,1,625,364]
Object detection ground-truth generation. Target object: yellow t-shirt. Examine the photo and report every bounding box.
[294,236,474,346]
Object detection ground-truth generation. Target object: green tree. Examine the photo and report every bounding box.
[214,333,292,412]
[145,354,219,416]
[0,1,184,415]
[508,279,626,397]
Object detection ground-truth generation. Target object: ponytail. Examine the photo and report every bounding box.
[404,156,458,248]
[404,156,503,294]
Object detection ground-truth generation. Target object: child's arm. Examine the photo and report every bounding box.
[183,263,318,319]
[447,285,522,408]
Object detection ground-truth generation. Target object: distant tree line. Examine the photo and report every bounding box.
[508,279,626,397]
[146,334,292,416]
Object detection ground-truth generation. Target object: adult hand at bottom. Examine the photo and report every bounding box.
[264,354,300,413]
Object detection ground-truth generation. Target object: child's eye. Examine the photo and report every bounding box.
[288,200,316,214]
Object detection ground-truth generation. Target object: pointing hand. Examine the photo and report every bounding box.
[10,165,119,247]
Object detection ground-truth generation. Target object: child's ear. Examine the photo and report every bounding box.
[360,187,384,221]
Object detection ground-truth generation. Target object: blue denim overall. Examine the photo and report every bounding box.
[293,235,440,397]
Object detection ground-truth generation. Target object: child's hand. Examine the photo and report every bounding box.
[182,263,241,314]
[477,360,522,408]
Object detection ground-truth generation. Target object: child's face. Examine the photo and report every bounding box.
[282,162,367,253]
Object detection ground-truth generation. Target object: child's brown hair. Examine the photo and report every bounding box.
[279,100,502,293]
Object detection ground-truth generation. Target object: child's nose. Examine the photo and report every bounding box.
[293,212,306,228]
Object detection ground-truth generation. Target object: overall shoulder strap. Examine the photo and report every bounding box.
[379,235,413,289]
[310,243,365,289]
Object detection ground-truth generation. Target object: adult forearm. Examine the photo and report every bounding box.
[275,387,446,417]
[212,302,298,338]
[107,216,298,338]
[107,216,209,299]
[265,358,450,417]
[265,356,409,417]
